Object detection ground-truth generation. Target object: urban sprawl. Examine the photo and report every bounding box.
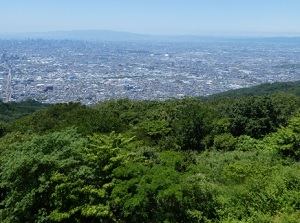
[0,38,300,104]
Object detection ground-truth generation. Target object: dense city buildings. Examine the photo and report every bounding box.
[0,38,300,104]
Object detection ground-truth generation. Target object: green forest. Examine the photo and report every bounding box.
[1,82,300,222]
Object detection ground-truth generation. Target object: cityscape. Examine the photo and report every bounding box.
[1,37,300,104]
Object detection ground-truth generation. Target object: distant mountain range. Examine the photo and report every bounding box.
[1,30,300,42]
[0,30,207,41]
[0,30,139,41]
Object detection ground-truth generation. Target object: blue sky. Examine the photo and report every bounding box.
[1,0,299,36]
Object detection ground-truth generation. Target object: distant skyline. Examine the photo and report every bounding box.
[1,0,300,36]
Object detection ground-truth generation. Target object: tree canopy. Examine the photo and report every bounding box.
[1,88,300,222]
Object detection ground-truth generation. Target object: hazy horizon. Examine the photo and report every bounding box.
[1,0,300,37]
[1,29,300,38]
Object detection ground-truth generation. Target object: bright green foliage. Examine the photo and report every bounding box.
[110,150,218,223]
[197,150,300,222]
[235,135,262,151]
[212,133,237,151]
[0,128,87,223]
[264,110,300,159]
[1,91,300,222]
[0,129,136,222]
[0,131,34,155]
[49,132,135,222]
[219,164,300,222]
[139,119,171,142]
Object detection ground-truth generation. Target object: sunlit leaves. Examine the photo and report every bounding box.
[110,150,218,223]
[0,128,87,223]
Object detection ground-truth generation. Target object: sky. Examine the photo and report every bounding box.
[0,0,300,36]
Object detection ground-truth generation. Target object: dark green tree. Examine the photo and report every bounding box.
[226,96,281,138]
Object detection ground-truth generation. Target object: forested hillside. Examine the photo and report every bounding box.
[0,99,49,123]
[208,81,300,99]
[1,86,300,222]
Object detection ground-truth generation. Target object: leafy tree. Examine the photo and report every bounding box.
[139,119,172,143]
[0,128,87,223]
[212,133,237,151]
[94,98,156,133]
[225,96,282,138]
[49,132,135,222]
[197,149,300,222]
[110,150,219,223]
[2,90,300,222]
[265,110,300,160]
[167,98,217,151]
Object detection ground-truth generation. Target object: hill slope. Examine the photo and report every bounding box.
[207,81,300,99]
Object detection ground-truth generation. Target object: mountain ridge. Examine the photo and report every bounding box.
[1,29,300,42]
[206,80,300,99]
